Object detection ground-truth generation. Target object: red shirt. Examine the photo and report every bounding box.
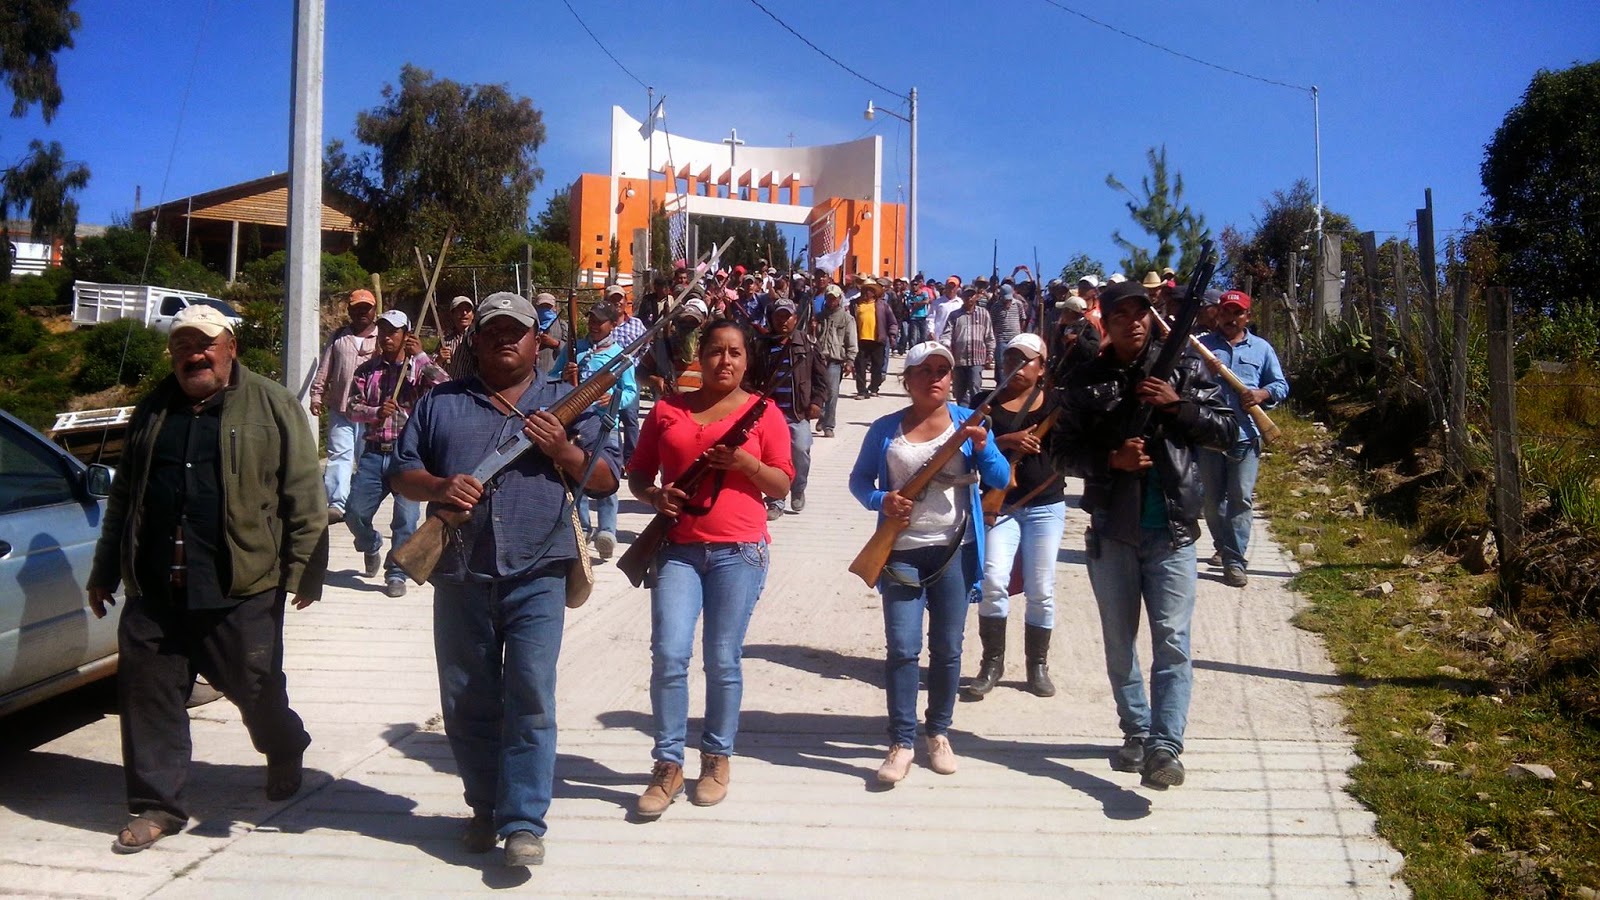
[628,393,795,544]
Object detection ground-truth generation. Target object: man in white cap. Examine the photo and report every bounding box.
[88,303,327,854]
[440,295,477,380]
[814,283,857,438]
[605,284,646,460]
[344,309,449,596]
[1051,292,1100,377]
[533,292,567,381]
[309,289,378,522]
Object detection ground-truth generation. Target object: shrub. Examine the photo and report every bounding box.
[74,320,166,392]
[0,300,45,355]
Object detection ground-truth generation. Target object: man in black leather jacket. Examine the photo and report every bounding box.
[1050,281,1236,789]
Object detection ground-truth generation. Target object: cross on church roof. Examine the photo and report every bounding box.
[722,128,746,168]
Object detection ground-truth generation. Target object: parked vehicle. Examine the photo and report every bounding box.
[71,281,243,334]
[0,408,120,717]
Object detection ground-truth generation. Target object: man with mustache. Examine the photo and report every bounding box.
[393,292,621,868]
[87,304,327,854]
[308,290,378,523]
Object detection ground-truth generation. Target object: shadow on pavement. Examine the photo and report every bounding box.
[744,643,883,688]
[0,678,117,755]
[1194,658,1346,686]
[594,708,1149,821]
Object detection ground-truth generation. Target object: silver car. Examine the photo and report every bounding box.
[0,409,119,716]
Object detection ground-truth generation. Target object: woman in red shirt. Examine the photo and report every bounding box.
[626,319,794,818]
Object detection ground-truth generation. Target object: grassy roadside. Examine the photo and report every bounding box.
[1258,411,1600,899]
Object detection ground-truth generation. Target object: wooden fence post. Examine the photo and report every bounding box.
[1486,286,1523,573]
[1393,241,1411,353]
[1448,277,1470,478]
[1416,191,1445,422]
[1360,231,1385,366]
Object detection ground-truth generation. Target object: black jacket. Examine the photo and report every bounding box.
[753,329,831,421]
[1050,338,1237,548]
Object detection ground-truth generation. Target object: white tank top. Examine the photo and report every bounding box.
[886,420,970,550]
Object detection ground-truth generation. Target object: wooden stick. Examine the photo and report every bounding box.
[1151,314,1281,444]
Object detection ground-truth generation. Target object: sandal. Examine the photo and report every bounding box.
[111,816,174,854]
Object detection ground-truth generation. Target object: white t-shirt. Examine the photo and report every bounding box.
[886,420,970,550]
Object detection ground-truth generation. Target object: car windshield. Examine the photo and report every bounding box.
[201,298,241,318]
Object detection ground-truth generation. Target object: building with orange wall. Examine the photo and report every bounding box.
[569,107,904,287]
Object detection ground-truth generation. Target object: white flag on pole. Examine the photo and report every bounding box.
[638,100,666,140]
[814,235,850,272]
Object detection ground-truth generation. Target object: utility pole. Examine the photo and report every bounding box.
[284,0,324,418]
[645,87,655,274]
[863,87,917,279]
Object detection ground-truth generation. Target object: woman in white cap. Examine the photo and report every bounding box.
[848,341,1009,784]
[966,333,1067,700]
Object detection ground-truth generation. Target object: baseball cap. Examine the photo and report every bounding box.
[1106,272,1127,284]
[170,303,233,338]
[1202,288,1224,307]
[678,297,709,321]
[449,295,474,310]
[905,341,956,370]
[478,291,538,328]
[1220,290,1253,310]
[376,309,411,330]
[1005,332,1047,360]
[1161,266,1177,279]
[534,292,558,308]
[348,289,376,308]
[588,301,619,322]
[825,284,844,299]
[732,265,746,276]
[1060,295,1089,313]
[769,298,798,317]
[605,284,626,299]
[1099,282,1152,314]
[1077,274,1102,288]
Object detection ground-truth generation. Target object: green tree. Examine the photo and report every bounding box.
[327,64,547,269]
[531,187,571,245]
[68,225,225,294]
[1,138,88,240]
[1220,179,1355,303]
[1481,60,1600,312]
[1057,252,1104,285]
[1,0,80,122]
[1105,145,1208,278]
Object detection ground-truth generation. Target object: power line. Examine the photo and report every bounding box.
[559,0,648,90]
[1035,0,1312,93]
[745,0,908,101]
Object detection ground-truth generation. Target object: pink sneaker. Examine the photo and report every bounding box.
[926,734,958,775]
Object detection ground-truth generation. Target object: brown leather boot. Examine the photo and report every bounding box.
[690,752,730,807]
[635,761,683,818]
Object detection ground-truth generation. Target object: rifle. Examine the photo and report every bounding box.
[981,405,1061,526]
[1149,312,1280,443]
[990,239,999,292]
[616,376,781,588]
[392,238,734,584]
[1118,239,1217,443]
[566,274,580,387]
[846,362,1024,587]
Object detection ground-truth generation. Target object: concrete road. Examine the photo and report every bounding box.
[0,376,1406,898]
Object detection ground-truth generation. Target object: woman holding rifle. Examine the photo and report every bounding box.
[625,319,794,818]
[848,341,1009,784]
[968,333,1067,701]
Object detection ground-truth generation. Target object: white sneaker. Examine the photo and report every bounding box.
[876,744,915,784]
[593,531,617,560]
[925,734,958,775]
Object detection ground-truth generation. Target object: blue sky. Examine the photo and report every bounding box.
[7,0,1598,278]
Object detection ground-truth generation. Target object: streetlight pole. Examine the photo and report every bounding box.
[864,87,917,280]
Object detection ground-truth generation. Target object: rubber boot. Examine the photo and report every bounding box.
[1024,624,1056,697]
[963,616,1007,699]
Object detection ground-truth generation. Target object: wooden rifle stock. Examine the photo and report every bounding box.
[1150,314,1279,443]
[847,387,1007,588]
[981,407,1061,525]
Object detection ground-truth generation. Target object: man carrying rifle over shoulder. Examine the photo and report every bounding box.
[391,291,621,868]
[1049,281,1235,790]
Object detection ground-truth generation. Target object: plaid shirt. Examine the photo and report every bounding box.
[612,313,646,350]
[346,352,449,445]
[940,306,995,366]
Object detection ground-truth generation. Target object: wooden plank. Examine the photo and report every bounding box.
[1485,286,1523,569]
[1393,241,1410,352]
[1448,276,1470,479]
[1359,232,1385,369]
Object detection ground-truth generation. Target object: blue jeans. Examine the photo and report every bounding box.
[905,317,929,349]
[786,420,812,499]
[344,448,420,582]
[1199,440,1261,568]
[432,563,566,838]
[980,501,1067,628]
[879,541,978,746]
[821,361,844,431]
[323,411,363,512]
[620,399,640,463]
[577,433,621,535]
[650,541,769,764]
[951,364,985,407]
[1086,526,1197,757]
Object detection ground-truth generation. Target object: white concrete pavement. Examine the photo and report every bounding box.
[0,365,1406,898]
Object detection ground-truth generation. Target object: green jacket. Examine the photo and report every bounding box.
[89,362,328,603]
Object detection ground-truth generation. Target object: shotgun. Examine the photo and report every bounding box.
[1149,313,1280,443]
[616,376,781,588]
[981,406,1062,526]
[392,239,734,584]
[846,362,1022,587]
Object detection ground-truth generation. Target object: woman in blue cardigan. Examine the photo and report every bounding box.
[849,340,1009,784]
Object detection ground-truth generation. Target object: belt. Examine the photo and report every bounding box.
[364,439,395,454]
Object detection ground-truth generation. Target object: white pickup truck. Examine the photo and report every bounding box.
[71,281,244,333]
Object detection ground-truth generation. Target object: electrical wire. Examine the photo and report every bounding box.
[745,0,908,101]
[1035,0,1313,93]
[559,0,648,90]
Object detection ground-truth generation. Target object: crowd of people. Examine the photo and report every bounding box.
[84,256,1288,869]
